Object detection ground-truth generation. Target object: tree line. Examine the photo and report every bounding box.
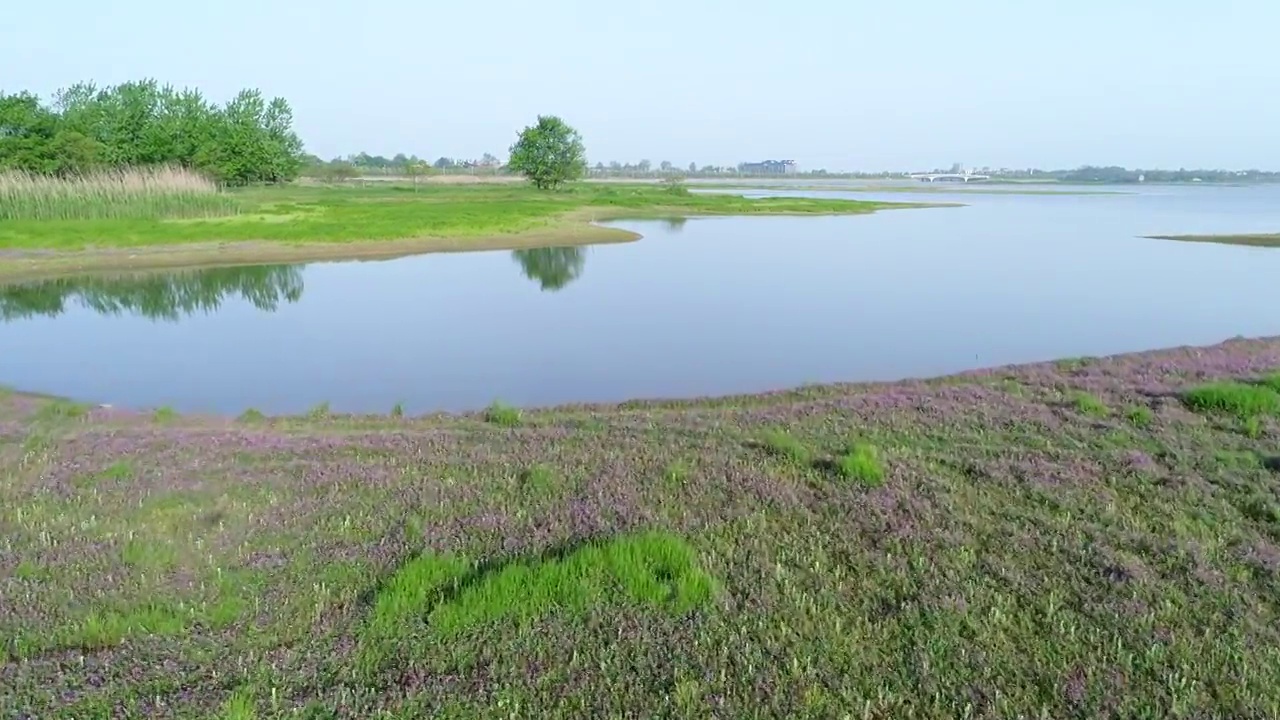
[0,79,305,185]
[299,152,507,184]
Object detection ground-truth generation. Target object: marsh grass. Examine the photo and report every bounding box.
[34,399,89,423]
[663,460,692,488]
[518,464,555,494]
[219,689,257,720]
[1244,416,1264,439]
[760,429,811,465]
[1127,405,1155,428]
[1260,372,1280,393]
[81,460,133,490]
[836,442,885,486]
[0,166,241,221]
[121,537,178,570]
[365,532,713,653]
[484,400,522,427]
[1182,382,1280,420]
[152,406,178,423]
[1070,390,1109,417]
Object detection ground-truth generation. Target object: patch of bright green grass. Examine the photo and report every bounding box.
[1127,405,1155,428]
[34,399,89,422]
[518,464,555,494]
[13,560,48,581]
[1055,356,1094,372]
[306,401,330,419]
[760,429,811,465]
[837,442,886,486]
[152,406,178,423]
[1243,416,1264,439]
[121,537,179,570]
[484,400,522,427]
[236,408,265,423]
[1260,372,1280,393]
[218,688,257,720]
[365,532,714,648]
[1182,382,1280,420]
[1070,391,1109,417]
[663,460,692,488]
[75,460,133,490]
[71,602,190,652]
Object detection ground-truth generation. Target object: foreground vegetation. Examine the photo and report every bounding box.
[1146,232,1280,248]
[0,180,913,278]
[5,337,1280,717]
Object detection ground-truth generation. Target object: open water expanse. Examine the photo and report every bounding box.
[3,182,1280,414]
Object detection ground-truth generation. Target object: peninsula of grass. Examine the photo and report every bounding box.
[1146,232,1280,248]
[7,337,1280,716]
[0,171,919,279]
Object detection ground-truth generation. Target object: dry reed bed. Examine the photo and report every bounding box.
[0,166,240,221]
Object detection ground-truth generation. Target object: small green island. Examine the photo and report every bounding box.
[1146,232,1280,248]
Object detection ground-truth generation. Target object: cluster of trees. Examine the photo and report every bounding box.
[587,161,822,178]
[300,151,507,185]
[0,80,305,184]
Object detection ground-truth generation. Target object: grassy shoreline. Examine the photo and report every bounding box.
[0,182,925,281]
[1146,232,1280,248]
[5,336,1280,716]
[692,181,1128,196]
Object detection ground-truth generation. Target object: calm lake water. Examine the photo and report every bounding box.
[4,182,1280,414]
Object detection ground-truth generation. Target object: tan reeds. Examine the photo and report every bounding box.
[0,166,241,221]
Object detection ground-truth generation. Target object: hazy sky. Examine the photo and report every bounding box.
[3,0,1275,171]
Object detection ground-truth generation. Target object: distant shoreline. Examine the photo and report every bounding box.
[1145,232,1280,248]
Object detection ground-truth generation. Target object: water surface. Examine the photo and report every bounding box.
[3,182,1280,414]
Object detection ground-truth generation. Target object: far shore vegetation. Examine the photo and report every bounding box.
[1,81,921,278]
[1146,232,1280,248]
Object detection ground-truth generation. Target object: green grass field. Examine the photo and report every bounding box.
[0,181,912,251]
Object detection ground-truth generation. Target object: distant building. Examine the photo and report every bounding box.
[739,159,797,175]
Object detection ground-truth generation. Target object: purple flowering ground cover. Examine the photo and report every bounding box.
[5,338,1280,718]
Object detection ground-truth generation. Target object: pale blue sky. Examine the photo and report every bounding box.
[3,0,1275,171]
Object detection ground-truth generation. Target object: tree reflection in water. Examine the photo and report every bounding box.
[0,264,305,322]
[511,246,586,292]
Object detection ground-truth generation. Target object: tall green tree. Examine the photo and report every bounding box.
[507,115,586,190]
